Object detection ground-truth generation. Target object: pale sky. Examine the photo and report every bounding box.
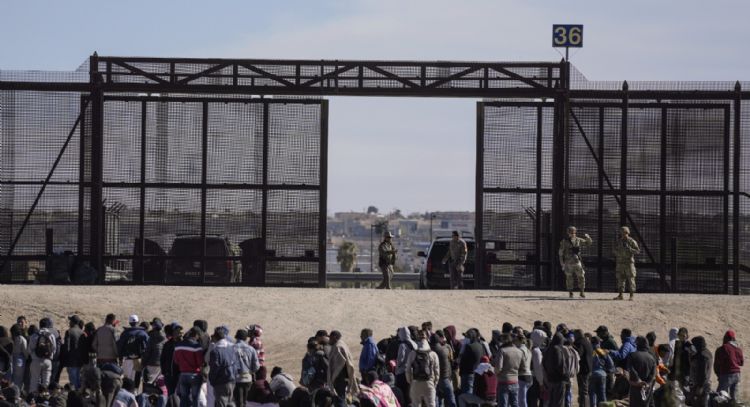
[3,0,750,214]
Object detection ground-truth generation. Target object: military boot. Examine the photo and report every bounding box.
[628,292,634,301]
[569,291,574,299]
[613,293,624,300]
[579,291,586,298]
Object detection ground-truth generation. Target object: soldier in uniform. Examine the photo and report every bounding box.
[442,230,468,289]
[377,231,397,289]
[612,226,640,301]
[558,226,593,298]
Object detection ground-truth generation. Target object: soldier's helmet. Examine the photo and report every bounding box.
[620,226,630,235]
[384,231,394,238]
[567,226,577,233]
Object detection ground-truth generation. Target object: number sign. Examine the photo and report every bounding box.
[552,25,583,48]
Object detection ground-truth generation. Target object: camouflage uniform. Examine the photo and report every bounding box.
[613,235,640,296]
[442,238,468,289]
[378,240,397,289]
[558,233,593,295]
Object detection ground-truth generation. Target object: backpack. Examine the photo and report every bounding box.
[123,332,145,359]
[36,330,54,359]
[561,346,579,379]
[208,345,236,386]
[411,351,431,381]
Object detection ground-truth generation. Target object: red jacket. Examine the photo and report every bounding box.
[174,339,204,374]
[714,341,744,375]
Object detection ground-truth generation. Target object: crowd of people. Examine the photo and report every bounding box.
[0,314,743,407]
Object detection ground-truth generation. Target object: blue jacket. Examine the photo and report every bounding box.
[359,336,378,372]
[592,352,615,375]
[609,336,636,363]
[117,326,149,359]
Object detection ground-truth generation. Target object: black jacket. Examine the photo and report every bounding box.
[574,336,593,375]
[690,337,712,387]
[143,330,167,366]
[431,343,452,380]
[459,342,485,376]
[161,338,178,379]
[543,334,567,383]
[62,326,85,367]
[626,350,656,384]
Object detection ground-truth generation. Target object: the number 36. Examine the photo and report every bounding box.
[553,25,583,47]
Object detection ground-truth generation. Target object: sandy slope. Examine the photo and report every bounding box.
[0,286,747,400]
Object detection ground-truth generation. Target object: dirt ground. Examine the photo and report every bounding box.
[0,286,747,400]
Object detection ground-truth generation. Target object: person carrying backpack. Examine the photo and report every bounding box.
[395,327,417,406]
[206,326,236,407]
[406,333,439,407]
[117,315,149,389]
[29,317,57,394]
[233,329,259,407]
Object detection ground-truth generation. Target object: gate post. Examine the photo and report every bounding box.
[89,53,105,283]
[550,60,570,290]
[475,102,485,289]
[733,82,741,295]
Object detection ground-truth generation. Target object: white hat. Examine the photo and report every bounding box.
[128,315,139,324]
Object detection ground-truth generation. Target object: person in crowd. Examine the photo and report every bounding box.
[513,332,532,407]
[405,331,439,407]
[429,330,455,407]
[117,315,149,388]
[572,330,593,407]
[28,318,57,394]
[527,328,546,407]
[61,315,85,390]
[713,329,743,402]
[234,329,260,407]
[248,325,265,369]
[670,327,691,388]
[173,327,204,407]
[315,330,331,357]
[359,329,378,377]
[142,318,167,385]
[457,356,496,407]
[301,338,327,391]
[15,318,29,340]
[10,324,27,393]
[47,320,63,388]
[494,333,525,407]
[459,329,486,396]
[161,323,182,396]
[543,333,570,407]
[92,314,118,366]
[248,366,276,405]
[626,337,657,407]
[593,326,618,352]
[115,377,138,407]
[206,326,237,407]
[588,337,614,407]
[270,366,296,401]
[690,336,712,407]
[358,370,400,407]
[609,329,636,368]
[395,327,416,406]
[421,323,434,339]
[327,331,357,407]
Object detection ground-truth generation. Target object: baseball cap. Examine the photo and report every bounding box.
[128,315,139,324]
[595,325,608,333]
[68,315,82,325]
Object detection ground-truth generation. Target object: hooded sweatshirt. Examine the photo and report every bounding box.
[714,331,743,375]
[690,336,713,388]
[542,333,567,383]
[395,327,417,375]
[530,329,547,385]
